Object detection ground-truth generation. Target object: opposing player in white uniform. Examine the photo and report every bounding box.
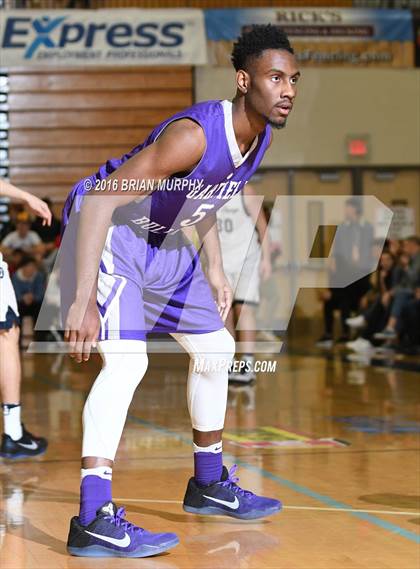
[0,179,50,458]
[217,183,271,383]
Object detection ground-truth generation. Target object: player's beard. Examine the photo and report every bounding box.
[267,117,287,130]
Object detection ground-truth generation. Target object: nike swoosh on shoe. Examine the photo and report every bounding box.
[85,530,131,548]
[202,495,240,510]
[17,441,38,450]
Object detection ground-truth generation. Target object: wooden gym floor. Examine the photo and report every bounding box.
[0,346,419,569]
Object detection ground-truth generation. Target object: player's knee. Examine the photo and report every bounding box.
[218,328,236,362]
[83,347,148,425]
[103,352,148,384]
[197,328,235,367]
[190,331,234,388]
[188,328,235,365]
[99,340,148,386]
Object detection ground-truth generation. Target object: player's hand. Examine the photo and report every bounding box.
[207,266,233,322]
[259,255,272,281]
[25,194,52,226]
[64,300,100,363]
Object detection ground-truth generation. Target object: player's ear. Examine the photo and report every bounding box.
[236,69,250,94]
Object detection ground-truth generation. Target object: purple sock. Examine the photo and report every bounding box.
[194,442,223,486]
[79,467,112,526]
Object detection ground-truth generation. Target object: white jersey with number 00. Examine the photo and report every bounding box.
[0,252,19,322]
[217,192,260,272]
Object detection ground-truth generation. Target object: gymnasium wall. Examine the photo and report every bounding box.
[4,66,193,201]
[195,67,420,167]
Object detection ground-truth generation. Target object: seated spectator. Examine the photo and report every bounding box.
[5,248,25,275]
[11,256,45,341]
[346,250,405,352]
[398,284,420,354]
[388,238,403,258]
[31,197,61,253]
[0,202,24,241]
[374,236,420,340]
[1,213,44,260]
[397,250,411,274]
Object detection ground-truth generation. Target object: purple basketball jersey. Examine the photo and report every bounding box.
[59,101,271,337]
[63,100,271,235]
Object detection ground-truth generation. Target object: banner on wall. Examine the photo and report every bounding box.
[205,8,414,68]
[0,9,207,66]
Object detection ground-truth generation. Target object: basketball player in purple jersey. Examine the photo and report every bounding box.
[63,25,299,557]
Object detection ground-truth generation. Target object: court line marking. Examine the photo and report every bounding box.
[127,415,420,544]
[283,506,419,516]
[115,498,419,517]
[29,374,420,543]
[236,459,420,544]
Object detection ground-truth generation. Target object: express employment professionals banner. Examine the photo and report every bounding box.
[205,8,414,68]
[0,9,207,66]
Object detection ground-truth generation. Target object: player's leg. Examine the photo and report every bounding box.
[0,322,22,448]
[0,307,47,458]
[218,270,238,377]
[155,240,281,520]
[66,226,179,557]
[224,303,235,338]
[173,328,281,520]
[230,301,257,382]
[0,324,21,405]
[229,257,260,383]
[234,302,257,353]
[68,339,179,557]
[173,328,233,484]
[79,339,148,521]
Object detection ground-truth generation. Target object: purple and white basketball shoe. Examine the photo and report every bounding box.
[183,465,281,520]
[67,501,179,557]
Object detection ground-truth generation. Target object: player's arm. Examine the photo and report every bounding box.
[243,183,272,281]
[196,213,232,321]
[0,179,52,226]
[66,119,206,362]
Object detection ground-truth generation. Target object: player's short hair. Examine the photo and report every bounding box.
[231,24,294,71]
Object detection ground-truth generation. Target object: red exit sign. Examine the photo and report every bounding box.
[346,135,370,158]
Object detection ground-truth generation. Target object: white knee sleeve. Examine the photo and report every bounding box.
[82,340,148,460]
[173,328,235,432]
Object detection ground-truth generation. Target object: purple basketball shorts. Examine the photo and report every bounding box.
[60,223,223,341]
